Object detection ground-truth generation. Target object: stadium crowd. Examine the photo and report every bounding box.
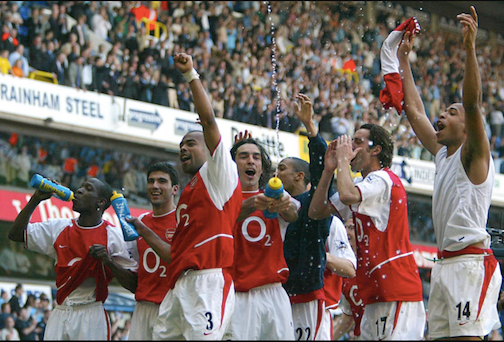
[0,1,502,157]
[0,1,503,162]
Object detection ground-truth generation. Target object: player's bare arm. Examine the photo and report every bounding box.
[326,253,356,278]
[308,141,338,220]
[398,31,441,156]
[127,216,172,264]
[9,190,52,242]
[294,93,318,138]
[458,6,491,185]
[174,53,220,153]
[334,135,361,205]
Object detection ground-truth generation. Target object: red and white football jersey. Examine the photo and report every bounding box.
[353,169,423,304]
[167,139,242,290]
[26,218,137,305]
[324,216,356,310]
[341,275,364,337]
[230,190,291,292]
[330,168,423,305]
[134,210,177,304]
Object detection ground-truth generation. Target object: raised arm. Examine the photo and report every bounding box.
[9,190,52,242]
[174,53,221,152]
[458,6,491,184]
[309,140,338,220]
[293,93,334,196]
[294,93,318,138]
[334,135,362,205]
[398,32,441,156]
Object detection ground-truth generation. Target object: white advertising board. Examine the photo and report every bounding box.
[0,75,300,164]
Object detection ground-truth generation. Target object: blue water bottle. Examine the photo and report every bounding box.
[110,191,139,241]
[30,174,75,201]
[263,176,284,219]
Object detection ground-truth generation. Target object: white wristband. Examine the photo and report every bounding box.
[183,68,200,83]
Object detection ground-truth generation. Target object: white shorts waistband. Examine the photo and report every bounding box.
[55,301,103,311]
[181,268,222,277]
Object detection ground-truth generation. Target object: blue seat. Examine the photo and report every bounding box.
[19,5,30,20]
[18,25,28,37]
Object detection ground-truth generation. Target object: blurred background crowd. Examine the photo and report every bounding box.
[0,282,130,340]
[0,0,504,201]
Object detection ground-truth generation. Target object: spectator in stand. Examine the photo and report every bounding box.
[91,6,112,42]
[34,294,50,324]
[138,70,155,103]
[177,84,192,112]
[43,29,58,49]
[124,24,139,55]
[118,65,140,99]
[1,316,20,341]
[70,14,88,48]
[11,58,23,77]
[35,309,51,341]
[14,307,38,341]
[1,25,19,53]
[0,148,8,185]
[51,52,67,85]
[28,34,45,72]
[112,6,129,39]
[0,303,14,331]
[0,291,8,305]
[61,154,78,188]
[65,55,84,88]
[489,101,504,139]
[60,32,81,62]
[0,49,12,74]
[85,157,100,179]
[11,145,31,188]
[152,72,170,106]
[49,3,64,42]
[93,56,117,95]
[42,40,56,73]
[24,7,46,48]
[23,294,38,320]
[122,164,138,197]
[8,44,29,77]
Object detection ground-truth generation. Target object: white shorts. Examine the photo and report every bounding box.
[291,299,332,340]
[153,268,235,340]
[224,282,294,340]
[129,301,160,340]
[428,253,502,339]
[360,301,426,340]
[44,302,109,340]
